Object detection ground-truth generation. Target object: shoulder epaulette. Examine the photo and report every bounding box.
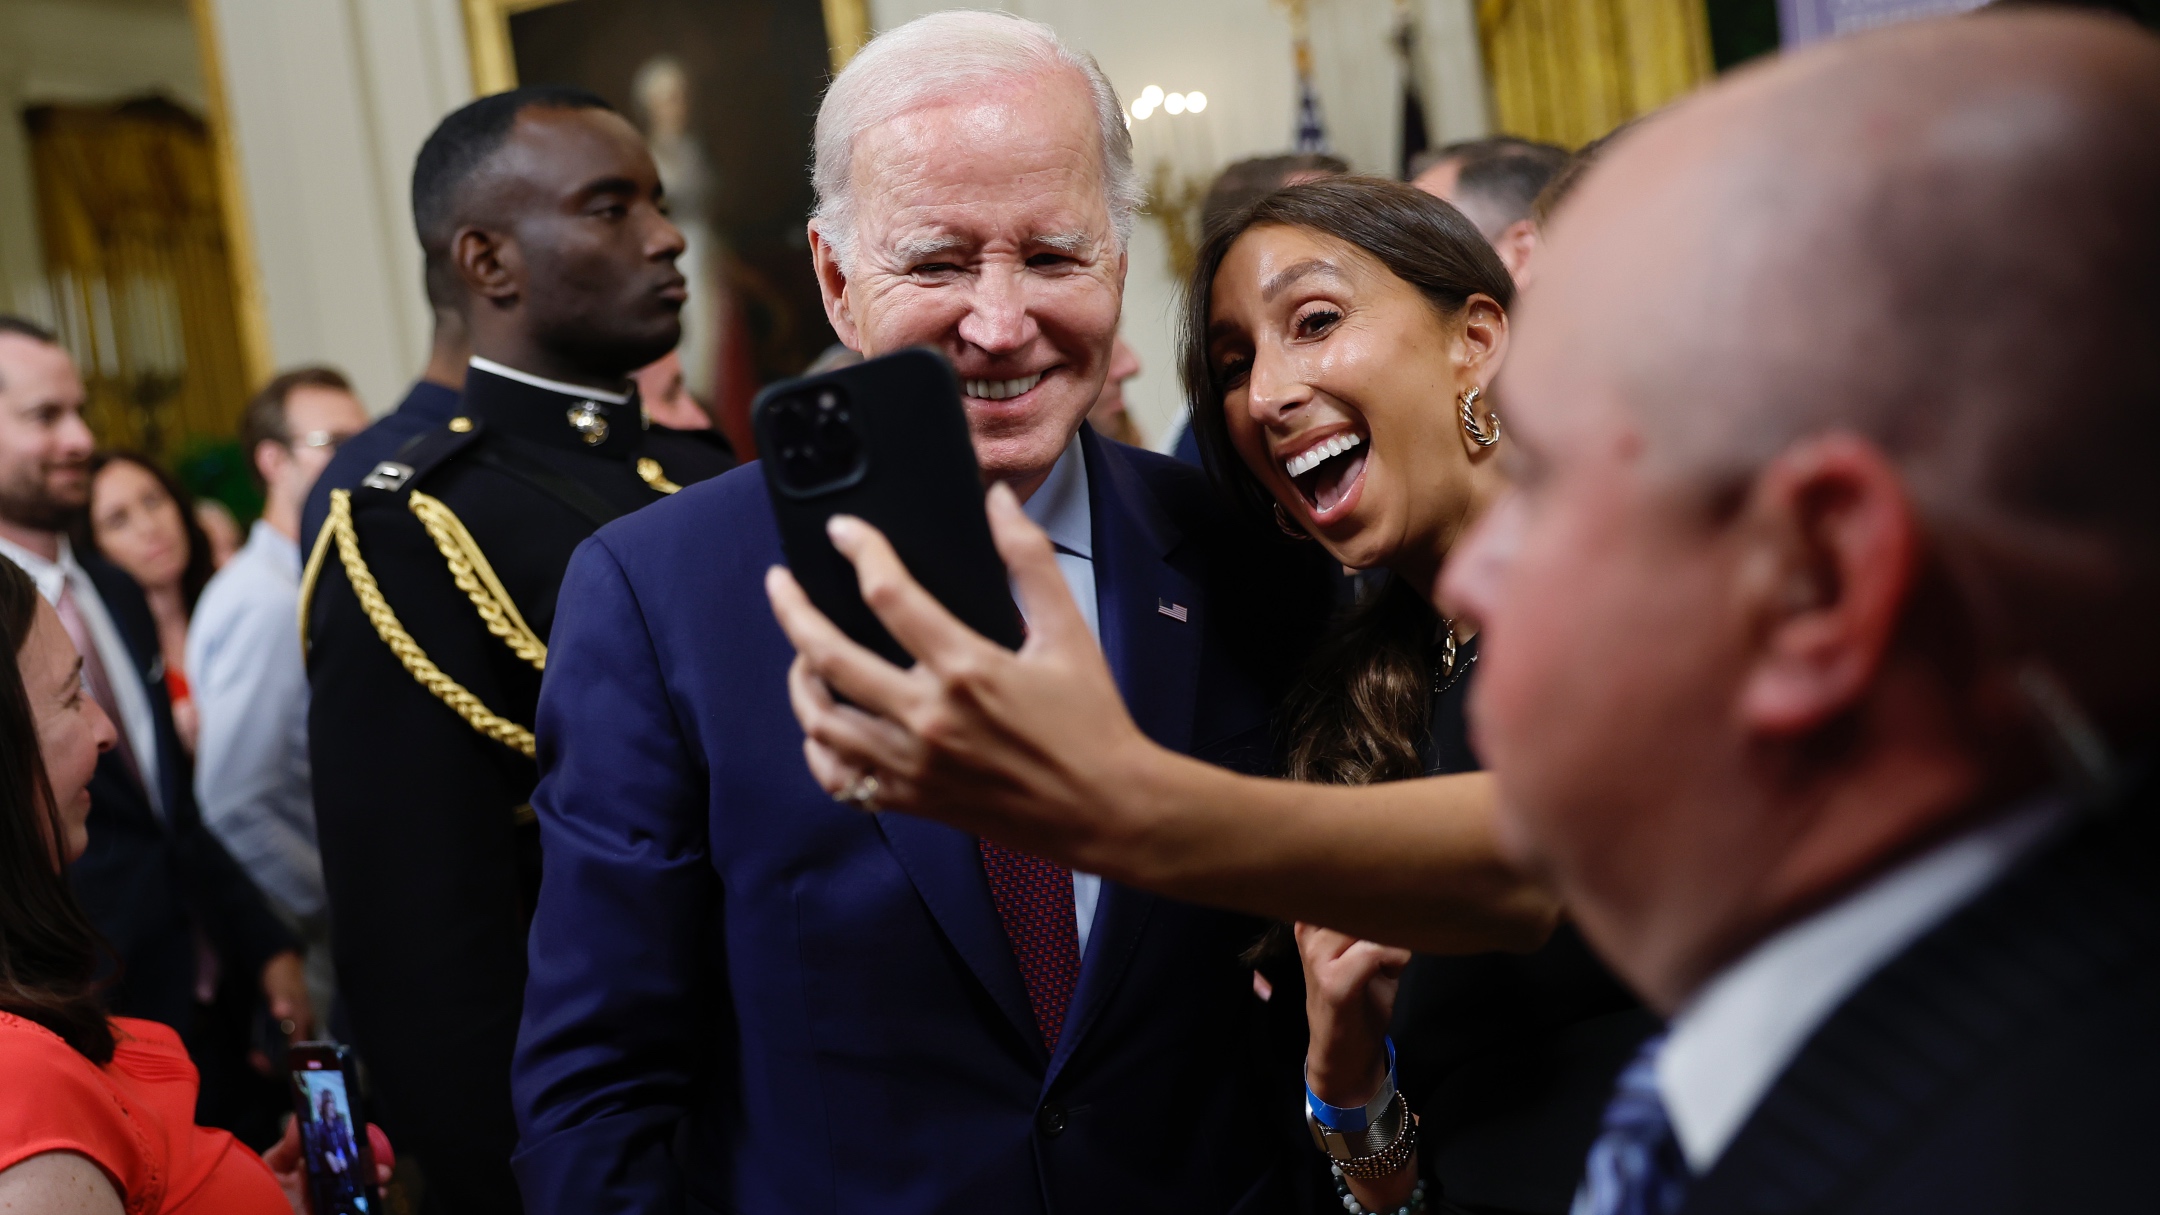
[355,418,486,503]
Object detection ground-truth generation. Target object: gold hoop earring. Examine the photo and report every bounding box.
[1272,501,1313,541]
[1459,386,1501,447]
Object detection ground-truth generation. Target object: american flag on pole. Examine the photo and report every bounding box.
[1295,75,1329,153]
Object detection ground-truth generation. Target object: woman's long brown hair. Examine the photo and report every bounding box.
[0,558,115,1063]
[1180,177,1513,788]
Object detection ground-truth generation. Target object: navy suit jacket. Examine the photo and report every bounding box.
[69,554,295,1030]
[513,430,1333,1214]
[1683,774,2160,1214]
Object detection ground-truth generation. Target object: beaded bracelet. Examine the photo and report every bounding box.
[1330,1166,1430,1215]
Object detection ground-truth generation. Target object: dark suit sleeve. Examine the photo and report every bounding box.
[82,558,298,979]
[512,535,714,1214]
[307,504,534,1215]
[173,801,300,975]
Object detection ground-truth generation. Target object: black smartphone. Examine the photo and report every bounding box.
[755,348,1025,666]
[287,1042,382,1214]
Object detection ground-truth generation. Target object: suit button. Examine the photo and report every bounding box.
[1038,1103,1067,1137]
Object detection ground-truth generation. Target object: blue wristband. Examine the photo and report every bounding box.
[1306,1037,1398,1132]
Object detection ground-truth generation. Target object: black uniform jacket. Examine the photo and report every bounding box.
[72,553,298,1030]
[302,362,733,1215]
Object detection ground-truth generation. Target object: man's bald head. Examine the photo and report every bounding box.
[1527,11,2160,724]
[1451,11,2160,1008]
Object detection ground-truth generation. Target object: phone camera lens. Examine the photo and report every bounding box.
[771,386,865,494]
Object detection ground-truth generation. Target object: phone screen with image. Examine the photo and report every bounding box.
[289,1044,380,1214]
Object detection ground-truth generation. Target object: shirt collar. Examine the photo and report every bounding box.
[467,356,630,405]
[462,358,645,459]
[1658,791,2073,1173]
[246,519,301,568]
[0,531,77,601]
[1021,433,1091,560]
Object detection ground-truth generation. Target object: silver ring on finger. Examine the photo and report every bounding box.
[836,772,883,811]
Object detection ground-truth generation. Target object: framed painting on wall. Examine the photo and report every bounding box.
[461,0,869,450]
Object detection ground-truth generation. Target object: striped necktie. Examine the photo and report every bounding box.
[1572,1033,1690,1215]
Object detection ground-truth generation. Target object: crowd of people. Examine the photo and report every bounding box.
[2,5,2156,1215]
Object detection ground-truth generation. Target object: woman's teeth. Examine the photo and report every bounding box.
[1283,432,1364,479]
[963,372,1045,401]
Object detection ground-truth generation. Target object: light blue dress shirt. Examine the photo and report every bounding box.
[1018,435,1103,955]
[186,520,325,918]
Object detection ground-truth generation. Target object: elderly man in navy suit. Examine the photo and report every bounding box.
[505,12,1403,1213]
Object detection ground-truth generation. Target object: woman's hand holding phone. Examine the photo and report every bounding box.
[263,1117,394,1215]
[767,482,1175,879]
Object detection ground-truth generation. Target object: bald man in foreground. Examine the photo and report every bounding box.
[770,12,2160,1212]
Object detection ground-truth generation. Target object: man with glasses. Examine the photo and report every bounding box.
[190,365,369,1026]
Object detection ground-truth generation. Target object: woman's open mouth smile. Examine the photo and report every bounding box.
[1283,430,1369,525]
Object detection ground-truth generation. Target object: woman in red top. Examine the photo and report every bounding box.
[0,558,388,1213]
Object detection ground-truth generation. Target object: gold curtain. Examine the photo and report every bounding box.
[26,98,251,463]
[1478,0,1715,149]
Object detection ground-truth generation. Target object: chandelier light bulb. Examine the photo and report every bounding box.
[1185,91,1207,113]
[1139,84,1164,107]
[1131,97,1154,120]
[1164,93,1186,115]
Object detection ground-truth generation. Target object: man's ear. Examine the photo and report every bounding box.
[1735,434,1919,737]
[808,221,862,352]
[1493,220,1539,285]
[252,438,287,490]
[454,226,519,305]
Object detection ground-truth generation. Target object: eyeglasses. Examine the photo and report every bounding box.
[293,430,356,451]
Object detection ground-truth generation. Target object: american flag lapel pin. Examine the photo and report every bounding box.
[1157,599,1189,623]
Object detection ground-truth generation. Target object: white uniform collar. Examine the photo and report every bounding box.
[468,355,630,405]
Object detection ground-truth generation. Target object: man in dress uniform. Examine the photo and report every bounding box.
[301,86,732,1215]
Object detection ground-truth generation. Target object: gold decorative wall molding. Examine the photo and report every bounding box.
[461,0,872,95]
[821,0,871,74]
[185,0,271,390]
[462,0,572,95]
[1478,0,1714,148]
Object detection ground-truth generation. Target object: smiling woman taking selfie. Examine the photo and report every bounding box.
[1184,179,1651,1215]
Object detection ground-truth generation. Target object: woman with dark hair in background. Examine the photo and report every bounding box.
[0,558,390,1213]
[1183,178,1654,1215]
[80,452,214,752]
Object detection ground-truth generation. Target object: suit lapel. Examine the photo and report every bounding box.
[874,812,1047,1062]
[1685,799,2157,1214]
[872,432,1214,1079]
[1046,431,1204,1086]
[81,555,183,825]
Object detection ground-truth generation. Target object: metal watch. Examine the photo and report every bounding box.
[1307,1085,1414,1175]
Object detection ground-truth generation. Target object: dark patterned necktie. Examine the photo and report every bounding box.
[1572,1033,1690,1215]
[979,839,1080,1050]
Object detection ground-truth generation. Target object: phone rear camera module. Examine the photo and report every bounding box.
[771,385,867,496]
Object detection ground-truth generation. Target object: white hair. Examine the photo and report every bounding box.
[811,10,1144,273]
